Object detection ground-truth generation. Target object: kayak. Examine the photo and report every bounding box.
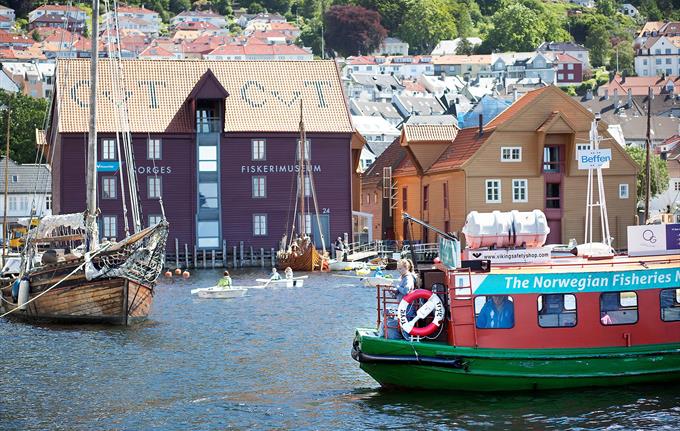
[193,286,247,299]
[255,277,306,288]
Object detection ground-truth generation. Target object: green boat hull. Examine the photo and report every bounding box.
[353,328,680,392]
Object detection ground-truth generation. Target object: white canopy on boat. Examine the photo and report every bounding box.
[31,213,86,238]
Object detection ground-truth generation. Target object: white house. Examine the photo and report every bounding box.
[372,37,409,56]
[0,159,52,231]
[170,10,226,29]
[102,5,161,36]
[537,41,591,69]
[28,4,87,23]
[635,36,680,77]
[619,4,640,18]
[0,5,15,30]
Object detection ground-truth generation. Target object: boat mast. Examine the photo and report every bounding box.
[298,101,306,237]
[643,86,652,224]
[2,102,9,265]
[86,0,99,250]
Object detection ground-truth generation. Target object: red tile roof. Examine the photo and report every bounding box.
[555,53,581,63]
[428,127,494,173]
[602,74,680,96]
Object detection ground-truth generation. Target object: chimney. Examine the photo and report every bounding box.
[585,89,593,100]
[613,88,619,107]
[627,88,632,107]
[478,114,484,137]
[513,88,518,101]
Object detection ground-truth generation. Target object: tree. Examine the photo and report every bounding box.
[625,146,670,203]
[0,91,48,164]
[483,2,546,52]
[247,2,265,13]
[609,39,635,76]
[323,5,386,57]
[596,0,617,16]
[297,18,323,57]
[455,38,475,55]
[355,0,411,33]
[398,0,457,54]
[640,0,664,21]
[585,23,611,68]
[300,0,322,20]
[169,0,192,14]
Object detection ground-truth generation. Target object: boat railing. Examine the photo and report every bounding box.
[375,284,401,338]
[489,255,680,271]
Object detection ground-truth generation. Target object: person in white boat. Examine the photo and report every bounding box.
[217,271,232,288]
[284,267,294,280]
[270,268,281,280]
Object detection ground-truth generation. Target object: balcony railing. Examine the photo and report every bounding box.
[196,117,221,134]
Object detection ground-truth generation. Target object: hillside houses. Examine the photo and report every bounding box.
[634,21,680,77]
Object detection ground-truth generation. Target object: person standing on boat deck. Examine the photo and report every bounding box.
[270,268,281,280]
[217,271,232,288]
[476,295,514,329]
[284,267,294,280]
[393,259,419,338]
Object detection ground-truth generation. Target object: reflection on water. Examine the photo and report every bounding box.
[1,269,678,430]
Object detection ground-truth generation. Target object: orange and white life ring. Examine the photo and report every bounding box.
[397,289,445,337]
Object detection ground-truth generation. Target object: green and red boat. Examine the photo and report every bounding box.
[352,213,680,391]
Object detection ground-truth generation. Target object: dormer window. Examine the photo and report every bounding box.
[11,175,18,183]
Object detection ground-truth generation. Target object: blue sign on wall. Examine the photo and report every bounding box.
[96,161,120,172]
[666,224,680,251]
[474,267,680,295]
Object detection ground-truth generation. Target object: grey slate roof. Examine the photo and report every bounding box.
[350,73,404,91]
[404,114,458,127]
[350,100,403,121]
[0,158,51,194]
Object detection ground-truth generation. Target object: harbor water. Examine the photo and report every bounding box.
[1,269,679,430]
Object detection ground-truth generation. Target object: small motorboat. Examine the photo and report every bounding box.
[192,286,247,299]
[255,276,307,288]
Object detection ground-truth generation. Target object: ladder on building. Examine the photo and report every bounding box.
[382,166,398,210]
[447,268,478,347]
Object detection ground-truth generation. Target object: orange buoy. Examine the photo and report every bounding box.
[182,271,190,279]
[174,268,182,275]
[164,270,172,278]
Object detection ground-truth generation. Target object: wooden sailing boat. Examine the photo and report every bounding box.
[0,0,168,325]
[276,102,325,271]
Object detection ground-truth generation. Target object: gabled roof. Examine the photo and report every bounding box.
[0,158,51,194]
[428,127,494,173]
[402,124,458,142]
[55,59,352,134]
[138,45,175,58]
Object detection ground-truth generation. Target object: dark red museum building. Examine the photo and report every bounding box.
[47,59,363,250]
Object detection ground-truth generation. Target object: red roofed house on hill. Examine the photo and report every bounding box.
[28,4,87,34]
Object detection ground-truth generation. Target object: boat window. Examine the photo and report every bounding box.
[474,295,514,329]
[660,288,680,322]
[600,292,638,326]
[537,294,577,328]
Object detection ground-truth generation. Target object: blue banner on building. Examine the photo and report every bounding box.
[96,161,121,172]
[475,267,680,295]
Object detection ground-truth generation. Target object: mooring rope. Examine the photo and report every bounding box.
[0,243,112,319]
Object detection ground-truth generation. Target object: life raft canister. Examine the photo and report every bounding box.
[397,288,445,337]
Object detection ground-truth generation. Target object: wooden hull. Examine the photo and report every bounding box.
[1,277,153,325]
[277,247,322,272]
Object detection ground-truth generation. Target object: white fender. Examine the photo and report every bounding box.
[18,279,29,310]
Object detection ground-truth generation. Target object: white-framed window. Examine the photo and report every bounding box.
[558,73,564,80]
[102,215,116,238]
[512,179,528,203]
[19,196,28,211]
[672,180,680,191]
[252,139,266,161]
[567,63,574,70]
[297,139,311,161]
[567,73,574,80]
[11,175,17,183]
[45,195,51,210]
[619,184,629,199]
[147,138,161,160]
[147,177,161,199]
[253,214,267,236]
[148,214,162,226]
[252,176,266,198]
[102,139,116,160]
[8,196,17,211]
[485,179,501,203]
[102,176,116,199]
[500,147,521,162]
[302,213,313,234]
[198,146,217,172]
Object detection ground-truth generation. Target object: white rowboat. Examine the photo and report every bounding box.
[192,286,248,298]
[255,277,306,288]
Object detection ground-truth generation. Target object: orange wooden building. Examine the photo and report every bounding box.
[360,86,639,249]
